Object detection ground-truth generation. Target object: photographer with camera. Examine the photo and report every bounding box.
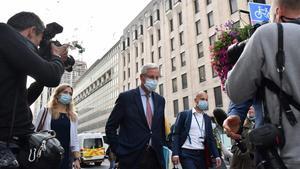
[229,106,255,169]
[0,12,67,169]
[224,0,300,168]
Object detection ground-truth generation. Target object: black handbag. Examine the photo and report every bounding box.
[17,107,64,169]
[17,130,64,169]
[0,142,19,169]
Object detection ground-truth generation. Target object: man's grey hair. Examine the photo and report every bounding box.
[275,0,300,11]
[140,63,159,75]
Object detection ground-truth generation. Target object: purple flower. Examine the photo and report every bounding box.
[229,31,238,38]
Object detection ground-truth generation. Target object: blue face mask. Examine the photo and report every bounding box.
[144,78,158,92]
[198,100,208,110]
[58,93,72,105]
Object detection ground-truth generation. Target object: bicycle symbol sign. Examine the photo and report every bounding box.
[248,2,271,25]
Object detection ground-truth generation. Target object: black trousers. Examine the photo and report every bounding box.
[180,148,206,169]
[138,147,162,169]
[119,146,162,169]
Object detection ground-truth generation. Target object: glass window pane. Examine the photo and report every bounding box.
[173,99,179,117]
[214,86,223,107]
[181,73,188,89]
[207,11,214,28]
[230,0,238,14]
[199,65,206,82]
[172,78,177,92]
[183,96,189,110]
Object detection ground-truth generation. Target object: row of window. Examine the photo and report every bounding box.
[123,58,145,81]
[123,1,204,51]
[171,73,188,92]
[123,40,207,81]
[198,65,218,83]
[170,66,218,94]
[150,28,161,46]
[193,0,238,15]
[165,0,182,12]
[173,86,223,117]
[74,69,113,104]
[122,5,219,69]
[123,0,240,51]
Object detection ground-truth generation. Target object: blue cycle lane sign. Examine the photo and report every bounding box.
[248,2,271,25]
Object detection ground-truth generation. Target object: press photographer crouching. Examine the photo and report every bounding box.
[224,0,300,169]
[0,12,68,169]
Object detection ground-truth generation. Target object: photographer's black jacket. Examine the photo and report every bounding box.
[0,23,64,140]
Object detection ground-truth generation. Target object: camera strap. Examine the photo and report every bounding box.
[262,23,298,127]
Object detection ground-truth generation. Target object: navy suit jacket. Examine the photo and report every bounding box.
[172,110,220,158]
[105,87,166,168]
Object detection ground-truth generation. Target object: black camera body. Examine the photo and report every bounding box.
[227,22,267,65]
[39,22,75,72]
[249,124,287,169]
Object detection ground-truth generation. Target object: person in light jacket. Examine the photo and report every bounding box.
[35,84,80,169]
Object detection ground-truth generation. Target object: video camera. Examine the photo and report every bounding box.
[39,22,81,72]
[249,124,287,169]
[227,22,267,65]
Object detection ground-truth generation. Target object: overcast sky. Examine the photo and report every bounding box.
[0,0,151,67]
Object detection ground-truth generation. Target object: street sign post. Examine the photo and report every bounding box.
[248,2,271,25]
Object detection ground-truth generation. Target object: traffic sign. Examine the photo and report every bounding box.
[248,2,271,25]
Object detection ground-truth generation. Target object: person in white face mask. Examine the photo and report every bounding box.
[34,84,80,169]
[105,63,166,169]
[172,92,221,169]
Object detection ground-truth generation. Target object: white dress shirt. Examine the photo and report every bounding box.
[182,108,205,150]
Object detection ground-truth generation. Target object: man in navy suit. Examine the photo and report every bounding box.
[105,63,166,169]
[172,91,221,169]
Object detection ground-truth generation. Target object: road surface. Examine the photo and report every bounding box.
[82,159,110,169]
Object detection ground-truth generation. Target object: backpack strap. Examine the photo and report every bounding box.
[262,23,298,127]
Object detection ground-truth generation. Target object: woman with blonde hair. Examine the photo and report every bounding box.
[35,84,81,169]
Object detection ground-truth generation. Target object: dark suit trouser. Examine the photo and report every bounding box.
[138,147,161,169]
[180,148,206,169]
[119,147,162,169]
